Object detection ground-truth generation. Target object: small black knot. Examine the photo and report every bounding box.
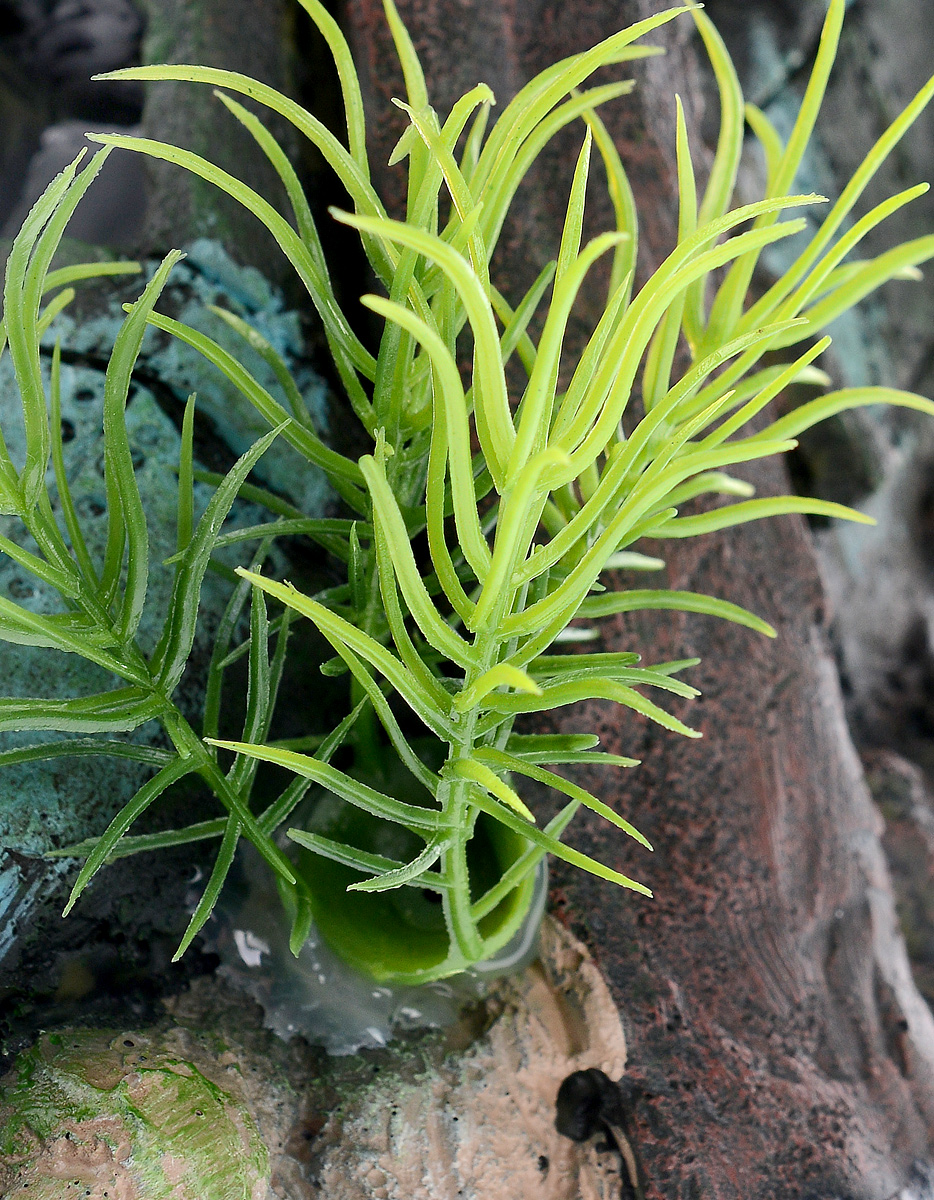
[555,1067,619,1141]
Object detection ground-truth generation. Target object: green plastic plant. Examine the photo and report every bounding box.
[3,0,934,982]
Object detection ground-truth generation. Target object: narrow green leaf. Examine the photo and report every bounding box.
[383,0,429,108]
[0,688,163,735]
[360,452,478,667]
[208,304,315,428]
[173,814,239,959]
[347,836,451,892]
[63,755,196,914]
[3,156,79,510]
[703,0,844,345]
[692,8,743,226]
[360,293,490,580]
[507,748,639,768]
[510,232,624,476]
[106,252,184,643]
[1,738,174,770]
[455,664,542,714]
[89,66,395,282]
[475,746,651,847]
[43,260,141,293]
[201,540,272,746]
[143,309,365,500]
[469,805,576,921]
[235,570,453,738]
[35,287,75,336]
[206,738,443,830]
[50,815,226,861]
[602,551,665,571]
[287,828,444,886]
[779,235,934,340]
[0,530,78,598]
[762,385,934,442]
[0,595,149,681]
[648,495,875,538]
[479,677,701,738]
[490,261,556,374]
[448,757,536,821]
[212,90,328,278]
[582,104,637,307]
[578,588,776,636]
[507,733,601,755]
[49,341,97,586]
[88,132,376,415]
[226,583,272,792]
[287,882,316,958]
[153,422,289,694]
[336,208,514,486]
[643,96,694,403]
[466,783,652,895]
[258,699,368,834]
[745,103,784,187]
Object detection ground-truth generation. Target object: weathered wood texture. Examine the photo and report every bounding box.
[341,1,934,1195]
[136,0,296,275]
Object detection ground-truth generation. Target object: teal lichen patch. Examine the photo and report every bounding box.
[0,371,214,858]
[144,238,332,516]
[0,237,332,972]
[0,1029,269,1199]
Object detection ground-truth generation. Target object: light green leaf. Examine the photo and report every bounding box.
[466,783,651,895]
[479,677,701,739]
[235,570,453,738]
[447,757,536,821]
[578,588,776,636]
[0,688,163,734]
[206,738,444,830]
[287,828,447,888]
[347,836,451,892]
[455,664,542,714]
[475,746,651,847]
[647,495,875,538]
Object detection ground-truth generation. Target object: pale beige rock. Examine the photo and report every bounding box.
[298,917,627,1200]
[8,919,629,1199]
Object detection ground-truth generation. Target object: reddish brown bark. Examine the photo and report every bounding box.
[341,1,934,1195]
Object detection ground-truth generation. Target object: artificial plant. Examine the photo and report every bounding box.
[2,0,934,982]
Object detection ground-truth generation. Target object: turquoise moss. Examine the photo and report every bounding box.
[0,239,331,978]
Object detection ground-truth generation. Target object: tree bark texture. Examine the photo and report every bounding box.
[341,1,934,1195]
[135,0,297,277]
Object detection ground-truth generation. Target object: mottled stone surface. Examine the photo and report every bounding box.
[170,916,631,1200]
[0,1025,270,1199]
[866,750,934,1007]
[0,239,330,998]
[2,917,635,1200]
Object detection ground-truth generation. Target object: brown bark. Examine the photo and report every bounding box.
[341,1,934,1195]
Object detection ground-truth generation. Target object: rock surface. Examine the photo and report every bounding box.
[1,917,632,1200]
[0,239,330,1005]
